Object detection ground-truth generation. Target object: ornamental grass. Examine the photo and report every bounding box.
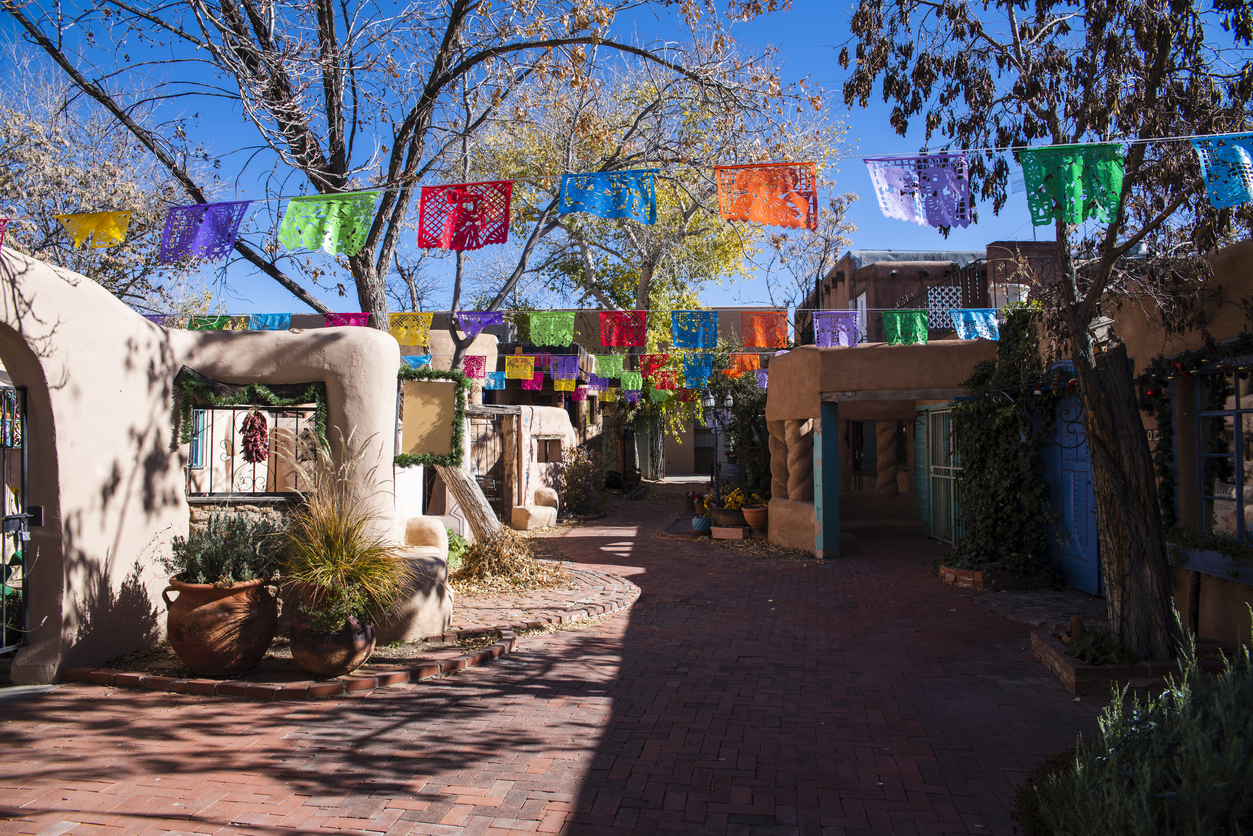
[279,432,412,631]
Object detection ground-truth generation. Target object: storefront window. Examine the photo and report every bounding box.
[1196,369,1253,542]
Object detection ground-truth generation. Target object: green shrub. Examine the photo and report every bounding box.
[1020,623,1253,835]
[446,528,469,571]
[162,512,286,586]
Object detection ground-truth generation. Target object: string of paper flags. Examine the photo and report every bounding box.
[6,132,1248,257]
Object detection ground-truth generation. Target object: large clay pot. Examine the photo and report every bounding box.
[290,613,376,678]
[741,504,768,533]
[163,577,277,678]
[711,507,747,527]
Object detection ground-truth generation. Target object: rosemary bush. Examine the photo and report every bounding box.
[1023,621,1253,834]
[162,512,286,586]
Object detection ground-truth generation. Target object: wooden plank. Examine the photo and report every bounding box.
[822,388,966,402]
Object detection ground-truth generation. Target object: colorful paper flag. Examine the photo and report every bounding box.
[640,354,670,378]
[159,201,251,262]
[529,311,576,346]
[1018,143,1124,226]
[505,355,535,379]
[882,310,929,345]
[624,390,641,404]
[671,310,717,349]
[326,312,370,328]
[756,369,769,389]
[1192,133,1253,209]
[600,311,647,347]
[484,371,506,389]
[249,313,291,331]
[715,162,818,230]
[812,311,858,347]
[595,355,624,377]
[684,354,714,388]
[741,311,787,348]
[55,211,132,248]
[188,315,230,331]
[554,378,576,391]
[722,353,760,379]
[864,155,972,228]
[620,371,643,391]
[417,181,513,251]
[550,356,579,380]
[402,355,433,369]
[278,192,377,256]
[558,170,658,224]
[653,369,679,390]
[390,312,434,346]
[573,385,588,402]
[462,355,487,379]
[521,371,544,391]
[455,310,504,338]
[950,309,1000,341]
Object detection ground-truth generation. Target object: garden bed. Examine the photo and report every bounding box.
[1031,630,1226,696]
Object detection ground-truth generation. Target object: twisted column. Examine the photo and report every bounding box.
[875,420,899,499]
[768,420,789,499]
[785,418,814,501]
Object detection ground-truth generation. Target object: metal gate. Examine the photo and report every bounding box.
[468,414,506,520]
[927,407,964,545]
[1,387,31,655]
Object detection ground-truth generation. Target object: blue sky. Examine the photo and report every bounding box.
[5,1,1048,314]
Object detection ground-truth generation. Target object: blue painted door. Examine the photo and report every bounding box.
[1048,393,1102,595]
[915,409,930,536]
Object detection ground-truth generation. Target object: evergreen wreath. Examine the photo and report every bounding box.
[394,366,468,468]
[171,367,328,450]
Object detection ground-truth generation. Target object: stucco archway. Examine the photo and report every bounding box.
[0,250,399,685]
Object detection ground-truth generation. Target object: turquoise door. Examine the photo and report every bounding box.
[1047,393,1102,595]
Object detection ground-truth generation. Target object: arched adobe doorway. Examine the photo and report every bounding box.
[0,250,399,685]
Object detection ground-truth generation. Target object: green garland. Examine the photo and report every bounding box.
[173,372,328,448]
[394,366,468,468]
[1140,331,1253,573]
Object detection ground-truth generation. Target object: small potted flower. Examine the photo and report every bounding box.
[712,486,749,528]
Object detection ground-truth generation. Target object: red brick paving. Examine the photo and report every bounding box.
[0,497,1104,835]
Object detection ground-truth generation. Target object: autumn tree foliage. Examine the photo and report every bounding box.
[840,0,1253,657]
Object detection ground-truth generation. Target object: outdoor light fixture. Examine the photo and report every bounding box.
[702,390,715,410]
[723,394,734,410]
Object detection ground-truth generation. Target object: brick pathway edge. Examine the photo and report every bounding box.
[59,567,640,703]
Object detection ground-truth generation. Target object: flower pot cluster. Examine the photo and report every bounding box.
[706,485,769,534]
[161,435,413,679]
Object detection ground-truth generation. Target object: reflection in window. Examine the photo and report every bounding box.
[1197,370,1253,542]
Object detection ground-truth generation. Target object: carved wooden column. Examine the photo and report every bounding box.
[785,418,814,501]
[767,420,789,499]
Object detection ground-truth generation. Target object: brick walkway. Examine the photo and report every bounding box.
[0,498,1105,836]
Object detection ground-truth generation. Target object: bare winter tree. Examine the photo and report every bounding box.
[4,0,795,324]
[841,0,1253,658]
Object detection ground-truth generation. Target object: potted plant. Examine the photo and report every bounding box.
[691,496,712,533]
[160,512,286,677]
[280,434,412,678]
[711,486,749,528]
[741,493,769,533]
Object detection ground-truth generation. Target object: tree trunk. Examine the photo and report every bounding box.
[1074,341,1179,660]
[434,464,502,541]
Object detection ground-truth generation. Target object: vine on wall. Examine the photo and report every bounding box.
[1140,331,1253,575]
[948,311,1063,572]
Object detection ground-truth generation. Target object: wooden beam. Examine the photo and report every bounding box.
[822,388,967,402]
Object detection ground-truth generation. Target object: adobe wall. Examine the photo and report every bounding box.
[0,250,399,685]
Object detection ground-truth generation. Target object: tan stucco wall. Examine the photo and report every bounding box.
[664,422,697,475]
[0,250,399,684]
[401,379,458,457]
[519,406,576,507]
[765,341,998,423]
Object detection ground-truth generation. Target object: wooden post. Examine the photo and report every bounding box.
[434,464,502,542]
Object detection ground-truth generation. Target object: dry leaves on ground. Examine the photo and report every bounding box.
[712,536,819,562]
[450,527,573,595]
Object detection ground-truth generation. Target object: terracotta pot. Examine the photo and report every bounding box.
[711,507,747,527]
[290,613,376,678]
[741,504,768,532]
[685,496,696,511]
[163,577,277,678]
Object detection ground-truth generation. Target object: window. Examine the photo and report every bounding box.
[1195,368,1253,543]
[188,408,206,470]
[535,437,563,463]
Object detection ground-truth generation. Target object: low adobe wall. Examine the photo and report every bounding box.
[0,250,399,684]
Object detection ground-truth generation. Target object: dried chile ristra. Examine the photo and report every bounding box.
[241,410,269,464]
